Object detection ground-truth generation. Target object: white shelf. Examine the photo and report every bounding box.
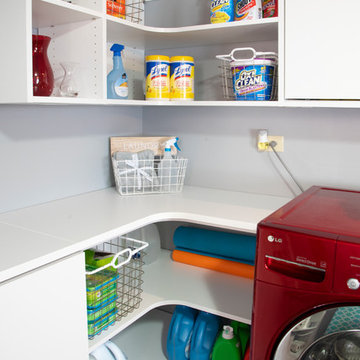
[88,249,253,353]
[32,0,102,28]
[107,17,278,49]
[27,97,360,108]
[0,186,290,282]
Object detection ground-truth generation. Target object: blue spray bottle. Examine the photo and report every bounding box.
[107,44,128,99]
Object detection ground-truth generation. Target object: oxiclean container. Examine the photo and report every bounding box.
[170,56,194,101]
[145,55,170,101]
[217,47,277,101]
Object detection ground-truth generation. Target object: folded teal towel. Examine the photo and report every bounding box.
[173,226,256,265]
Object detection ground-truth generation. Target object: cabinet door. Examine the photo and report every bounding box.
[285,0,360,100]
[0,253,88,360]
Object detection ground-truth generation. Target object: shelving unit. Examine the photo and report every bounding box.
[0,186,290,355]
[2,0,360,106]
[88,249,253,352]
[0,0,281,105]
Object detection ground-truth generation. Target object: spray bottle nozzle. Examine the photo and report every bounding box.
[164,137,181,152]
[110,44,124,56]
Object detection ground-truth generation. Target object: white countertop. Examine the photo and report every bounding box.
[0,186,291,284]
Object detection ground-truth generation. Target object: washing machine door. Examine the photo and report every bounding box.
[273,306,360,360]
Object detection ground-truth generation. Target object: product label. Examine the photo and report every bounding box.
[170,62,194,100]
[235,69,266,94]
[235,0,261,20]
[114,80,128,98]
[106,0,125,19]
[262,0,277,18]
[232,64,274,100]
[210,0,234,23]
[146,61,170,100]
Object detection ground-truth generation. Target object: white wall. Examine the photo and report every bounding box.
[0,105,142,212]
[143,106,360,198]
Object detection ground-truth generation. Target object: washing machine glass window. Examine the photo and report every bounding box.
[273,306,360,360]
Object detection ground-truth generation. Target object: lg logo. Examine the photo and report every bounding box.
[267,235,283,243]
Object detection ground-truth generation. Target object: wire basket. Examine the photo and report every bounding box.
[85,235,148,339]
[112,157,188,195]
[106,0,144,24]
[216,48,278,101]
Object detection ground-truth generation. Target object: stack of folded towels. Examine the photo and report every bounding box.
[172,226,256,279]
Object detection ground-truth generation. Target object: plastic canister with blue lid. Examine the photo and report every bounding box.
[145,55,170,101]
[170,56,194,101]
[228,47,277,101]
[210,0,234,23]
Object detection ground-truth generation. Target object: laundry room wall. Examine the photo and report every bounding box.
[0,105,142,213]
[143,106,360,198]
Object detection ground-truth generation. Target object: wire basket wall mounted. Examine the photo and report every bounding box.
[85,235,148,339]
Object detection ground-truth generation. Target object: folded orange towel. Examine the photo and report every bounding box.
[172,250,254,279]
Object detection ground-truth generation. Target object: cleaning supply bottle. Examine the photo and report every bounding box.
[231,320,250,358]
[167,305,198,360]
[107,44,128,99]
[212,325,241,360]
[158,137,181,192]
[189,311,220,360]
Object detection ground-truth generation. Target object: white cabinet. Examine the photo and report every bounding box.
[0,253,88,360]
[284,0,360,100]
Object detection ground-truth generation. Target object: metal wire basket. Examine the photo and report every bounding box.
[216,47,278,101]
[112,157,188,195]
[85,235,148,338]
[106,0,144,24]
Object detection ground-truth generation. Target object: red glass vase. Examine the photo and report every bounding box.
[32,35,54,96]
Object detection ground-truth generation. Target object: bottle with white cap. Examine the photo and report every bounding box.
[212,325,241,360]
[158,137,181,193]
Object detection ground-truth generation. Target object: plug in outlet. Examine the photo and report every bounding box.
[266,136,284,152]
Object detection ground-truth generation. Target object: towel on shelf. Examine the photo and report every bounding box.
[112,149,159,193]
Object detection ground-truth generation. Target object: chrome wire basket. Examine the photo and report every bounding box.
[85,235,148,338]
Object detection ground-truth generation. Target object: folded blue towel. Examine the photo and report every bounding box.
[173,226,256,265]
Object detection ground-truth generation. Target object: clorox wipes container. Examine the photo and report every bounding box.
[146,55,170,101]
[218,47,277,101]
[170,56,194,101]
[210,0,234,23]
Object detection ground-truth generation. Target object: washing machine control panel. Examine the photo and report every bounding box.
[257,225,336,292]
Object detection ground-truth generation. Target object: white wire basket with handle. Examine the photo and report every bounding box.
[85,236,148,338]
[112,156,188,195]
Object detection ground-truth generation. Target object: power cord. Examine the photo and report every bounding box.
[269,141,304,193]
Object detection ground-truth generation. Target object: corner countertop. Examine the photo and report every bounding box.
[0,186,291,284]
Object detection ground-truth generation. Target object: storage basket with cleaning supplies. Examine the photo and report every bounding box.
[111,136,188,196]
[85,235,148,339]
[216,47,278,101]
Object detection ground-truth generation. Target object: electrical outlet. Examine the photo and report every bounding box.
[266,136,284,152]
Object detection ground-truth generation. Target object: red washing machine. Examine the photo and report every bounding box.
[251,186,360,360]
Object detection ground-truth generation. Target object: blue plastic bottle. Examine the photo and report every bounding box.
[190,311,220,360]
[167,305,198,360]
[107,44,128,99]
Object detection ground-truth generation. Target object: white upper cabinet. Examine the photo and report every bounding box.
[285,0,360,100]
